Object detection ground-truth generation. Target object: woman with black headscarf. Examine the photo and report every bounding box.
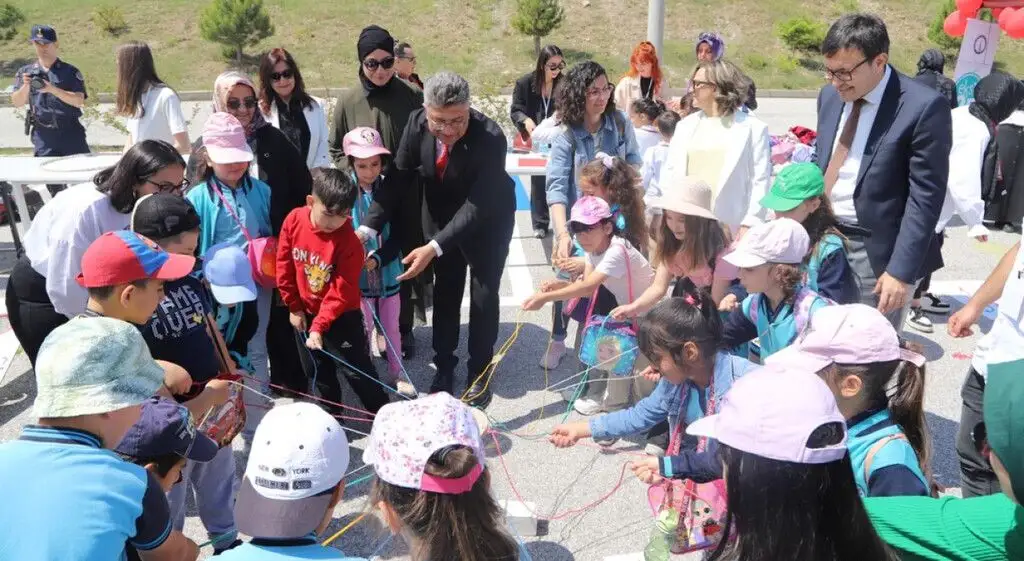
[914,49,958,110]
[907,72,1024,333]
[328,24,426,359]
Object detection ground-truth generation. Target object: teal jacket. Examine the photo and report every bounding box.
[186,175,272,256]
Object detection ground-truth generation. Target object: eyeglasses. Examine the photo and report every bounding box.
[547,62,566,71]
[226,97,257,110]
[426,115,467,131]
[270,69,294,81]
[398,55,417,63]
[146,178,191,195]
[363,56,396,71]
[586,84,614,98]
[691,80,716,90]
[824,58,869,83]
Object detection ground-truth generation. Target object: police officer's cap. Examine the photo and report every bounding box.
[29,25,57,45]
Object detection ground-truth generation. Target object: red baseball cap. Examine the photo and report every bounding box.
[77,231,196,288]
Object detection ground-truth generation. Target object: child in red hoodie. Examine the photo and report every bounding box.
[276,167,390,417]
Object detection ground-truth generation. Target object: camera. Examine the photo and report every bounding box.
[26,69,47,91]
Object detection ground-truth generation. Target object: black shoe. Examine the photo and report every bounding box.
[465,383,493,409]
[213,539,243,555]
[920,292,950,314]
[429,372,454,394]
[402,332,416,359]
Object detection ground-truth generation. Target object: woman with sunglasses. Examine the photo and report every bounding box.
[258,47,330,169]
[114,41,190,154]
[511,44,565,239]
[6,140,186,367]
[186,70,312,397]
[328,24,427,361]
[663,59,771,237]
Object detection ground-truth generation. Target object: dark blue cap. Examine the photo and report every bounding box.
[29,25,57,44]
[116,397,217,462]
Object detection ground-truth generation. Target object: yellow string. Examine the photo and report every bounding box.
[321,512,368,546]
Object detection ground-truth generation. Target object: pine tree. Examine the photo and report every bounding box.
[199,0,275,63]
[0,4,25,42]
[512,0,565,57]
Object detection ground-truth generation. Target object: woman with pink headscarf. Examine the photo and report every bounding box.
[186,70,312,398]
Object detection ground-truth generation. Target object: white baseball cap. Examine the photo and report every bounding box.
[234,402,350,538]
[723,217,809,268]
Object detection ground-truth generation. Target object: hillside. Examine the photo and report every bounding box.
[1,0,1021,94]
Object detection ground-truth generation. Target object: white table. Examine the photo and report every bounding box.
[505,152,548,177]
[0,153,121,234]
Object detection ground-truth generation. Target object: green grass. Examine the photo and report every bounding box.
[2,0,1022,94]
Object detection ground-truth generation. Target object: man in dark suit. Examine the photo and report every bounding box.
[814,13,951,332]
[356,71,516,408]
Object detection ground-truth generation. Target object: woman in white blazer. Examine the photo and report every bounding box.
[258,47,331,169]
[663,59,771,235]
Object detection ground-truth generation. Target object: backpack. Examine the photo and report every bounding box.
[746,287,829,334]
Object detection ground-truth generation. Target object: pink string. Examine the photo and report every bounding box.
[488,431,633,521]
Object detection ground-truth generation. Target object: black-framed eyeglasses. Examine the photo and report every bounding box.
[146,178,191,195]
[824,58,869,83]
[691,79,716,90]
[426,115,467,131]
[547,62,566,71]
[226,97,257,110]
[363,56,396,71]
[270,69,294,82]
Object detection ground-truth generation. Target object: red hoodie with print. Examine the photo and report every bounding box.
[276,206,364,335]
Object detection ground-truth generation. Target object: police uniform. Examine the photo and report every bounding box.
[15,51,89,156]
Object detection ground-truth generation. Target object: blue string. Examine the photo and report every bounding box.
[368,304,416,387]
[507,520,534,561]
[367,534,393,558]
[302,330,414,401]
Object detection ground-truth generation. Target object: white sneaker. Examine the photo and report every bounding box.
[539,340,567,369]
[907,307,934,334]
[573,397,603,416]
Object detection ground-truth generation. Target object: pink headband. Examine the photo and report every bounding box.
[418,464,483,494]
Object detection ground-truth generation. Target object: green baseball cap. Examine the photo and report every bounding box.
[984,359,1024,502]
[760,163,825,212]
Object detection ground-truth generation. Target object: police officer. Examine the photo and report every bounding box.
[11,25,89,157]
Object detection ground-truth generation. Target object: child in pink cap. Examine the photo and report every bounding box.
[767,303,931,498]
[522,196,654,417]
[364,392,521,561]
[686,365,895,561]
[343,127,415,398]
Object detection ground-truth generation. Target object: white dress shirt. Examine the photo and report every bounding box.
[938,106,989,237]
[830,66,892,223]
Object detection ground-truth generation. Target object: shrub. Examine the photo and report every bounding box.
[92,6,128,37]
[776,17,826,55]
[199,0,275,63]
[511,0,565,57]
[0,3,25,41]
[927,0,962,53]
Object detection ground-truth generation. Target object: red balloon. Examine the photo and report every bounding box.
[1000,7,1017,29]
[1007,10,1024,39]
[944,10,968,37]
[956,0,982,18]
[993,8,1004,20]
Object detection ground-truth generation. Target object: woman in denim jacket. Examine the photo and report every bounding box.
[542,61,642,368]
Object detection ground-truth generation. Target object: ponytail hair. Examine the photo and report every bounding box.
[771,263,803,304]
[824,341,930,471]
[578,156,648,252]
[370,446,519,561]
[638,288,722,367]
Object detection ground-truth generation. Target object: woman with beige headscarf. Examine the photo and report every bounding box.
[186,70,312,399]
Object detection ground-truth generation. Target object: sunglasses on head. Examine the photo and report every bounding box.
[363,56,395,71]
[226,97,257,110]
[270,69,294,81]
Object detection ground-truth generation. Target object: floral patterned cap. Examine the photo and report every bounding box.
[363,392,486,493]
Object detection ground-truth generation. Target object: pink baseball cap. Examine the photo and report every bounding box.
[766,304,926,373]
[723,217,809,268]
[202,112,254,164]
[569,196,613,226]
[363,392,486,494]
[342,127,391,159]
[687,365,847,465]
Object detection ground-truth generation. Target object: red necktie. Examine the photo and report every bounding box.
[436,142,449,180]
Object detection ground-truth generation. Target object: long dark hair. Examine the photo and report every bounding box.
[258,47,314,115]
[554,61,616,127]
[710,438,896,561]
[114,41,166,118]
[822,341,930,473]
[532,44,563,95]
[371,446,519,561]
[94,140,185,213]
[801,196,846,266]
[578,156,647,251]
[638,290,723,367]
[655,212,729,275]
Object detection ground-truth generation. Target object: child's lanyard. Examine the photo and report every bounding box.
[667,372,716,456]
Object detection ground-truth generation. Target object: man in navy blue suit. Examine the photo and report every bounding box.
[814,13,951,332]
